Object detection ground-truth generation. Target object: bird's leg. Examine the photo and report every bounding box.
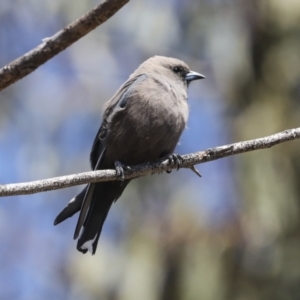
[166,153,183,173]
[114,161,131,181]
[165,155,201,177]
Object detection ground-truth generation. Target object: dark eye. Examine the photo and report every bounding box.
[173,66,183,73]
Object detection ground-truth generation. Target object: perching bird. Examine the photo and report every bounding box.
[54,56,204,254]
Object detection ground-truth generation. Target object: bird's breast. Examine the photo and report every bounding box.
[105,77,189,164]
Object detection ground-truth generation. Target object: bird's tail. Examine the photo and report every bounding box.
[76,180,130,254]
[54,186,88,225]
[54,180,129,254]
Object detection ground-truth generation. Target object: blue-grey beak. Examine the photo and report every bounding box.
[185,71,205,82]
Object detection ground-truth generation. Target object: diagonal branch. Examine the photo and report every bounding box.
[0,0,129,91]
[0,127,299,197]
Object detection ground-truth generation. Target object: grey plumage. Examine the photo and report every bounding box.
[54,56,204,254]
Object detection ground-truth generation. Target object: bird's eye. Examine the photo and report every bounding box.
[173,66,183,73]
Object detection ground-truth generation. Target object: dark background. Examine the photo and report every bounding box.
[0,0,300,299]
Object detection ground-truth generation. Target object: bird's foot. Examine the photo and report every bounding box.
[166,153,183,173]
[114,161,131,181]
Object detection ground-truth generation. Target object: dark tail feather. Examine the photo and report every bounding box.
[54,186,88,225]
[73,183,95,239]
[77,185,113,254]
[76,180,130,255]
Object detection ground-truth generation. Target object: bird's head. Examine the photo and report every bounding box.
[137,56,205,87]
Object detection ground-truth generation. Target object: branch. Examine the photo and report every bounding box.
[0,0,129,91]
[0,127,299,197]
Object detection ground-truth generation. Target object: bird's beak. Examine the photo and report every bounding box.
[185,71,205,82]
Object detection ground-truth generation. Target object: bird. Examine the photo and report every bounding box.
[54,56,205,254]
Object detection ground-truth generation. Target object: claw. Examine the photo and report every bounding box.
[166,153,183,173]
[170,154,183,170]
[114,161,129,181]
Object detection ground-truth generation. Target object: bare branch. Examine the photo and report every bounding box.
[0,0,129,91]
[0,127,299,197]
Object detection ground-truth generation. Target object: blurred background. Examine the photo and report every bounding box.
[0,0,300,299]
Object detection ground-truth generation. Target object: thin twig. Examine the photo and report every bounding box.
[0,127,299,197]
[0,0,129,91]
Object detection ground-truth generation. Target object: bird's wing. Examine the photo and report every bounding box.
[90,73,147,168]
[73,74,147,240]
